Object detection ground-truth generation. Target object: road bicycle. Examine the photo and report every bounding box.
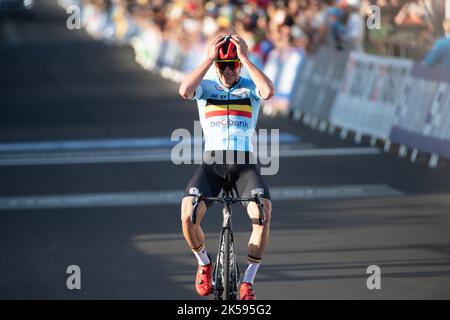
[191,180,265,300]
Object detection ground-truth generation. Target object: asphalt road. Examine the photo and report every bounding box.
[1,0,450,300]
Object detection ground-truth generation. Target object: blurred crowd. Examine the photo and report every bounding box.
[83,0,448,61]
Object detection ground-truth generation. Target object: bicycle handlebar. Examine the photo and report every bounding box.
[190,192,265,226]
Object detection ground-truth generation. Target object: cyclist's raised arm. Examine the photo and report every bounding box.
[229,35,275,100]
[179,35,227,100]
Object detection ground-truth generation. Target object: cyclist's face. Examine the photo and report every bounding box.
[216,63,240,88]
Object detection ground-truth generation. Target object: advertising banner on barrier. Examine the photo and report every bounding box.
[263,49,282,91]
[390,64,450,159]
[263,47,304,114]
[278,48,304,108]
[290,46,349,122]
[329,52,413,139]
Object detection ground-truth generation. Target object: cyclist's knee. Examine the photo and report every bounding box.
[247,198,271,226]
[181,196,206,225]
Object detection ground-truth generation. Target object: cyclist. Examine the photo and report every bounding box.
[179,34,274,300]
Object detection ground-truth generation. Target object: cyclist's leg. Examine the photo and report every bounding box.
[246,197,272,259]
[181,163,223,260]
[235,164,272,259]
[182,163,223,296]
[181,196,207,251]
[235,164,271,297]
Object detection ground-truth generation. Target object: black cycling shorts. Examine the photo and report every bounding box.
[183,150,271,209]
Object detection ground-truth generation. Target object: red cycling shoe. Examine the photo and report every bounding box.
[195,263,212,296]
[240,282,257,300]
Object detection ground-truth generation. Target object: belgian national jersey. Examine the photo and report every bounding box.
[192,76,264,152]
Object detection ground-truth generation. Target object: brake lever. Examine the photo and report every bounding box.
[191,193,204,225]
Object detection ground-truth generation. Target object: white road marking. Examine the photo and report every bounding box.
[0,147,380,166]
[275,147,380,157]
[0,134,300,152]
[0,185,404,210]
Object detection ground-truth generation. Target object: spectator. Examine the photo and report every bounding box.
[424,19,450,68]
[341,0,366,51]
[394,0,428,27]
[83,0,450,61]
[326,4,346,50]
[309,0,331,51]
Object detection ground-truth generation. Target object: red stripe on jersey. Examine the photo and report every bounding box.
[205,110,252,118]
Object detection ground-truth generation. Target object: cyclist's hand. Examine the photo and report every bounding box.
[230,34,248,60]
[207,35,227,61]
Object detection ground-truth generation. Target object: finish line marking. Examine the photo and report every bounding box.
[0,185,404,210]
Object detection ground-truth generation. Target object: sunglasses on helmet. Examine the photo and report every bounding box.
[215,59,240,71]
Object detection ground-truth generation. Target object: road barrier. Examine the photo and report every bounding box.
[390,64,450,165]
[329,52,413,144]
[289,46,349,131]
[263,47,304,116]
[75,2,450,166]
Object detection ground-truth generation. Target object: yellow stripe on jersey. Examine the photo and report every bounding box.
[205,105,252,113]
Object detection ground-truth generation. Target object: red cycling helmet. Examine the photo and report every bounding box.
[217,36,238,61]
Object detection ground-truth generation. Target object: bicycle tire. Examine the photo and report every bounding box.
[213,228,227,300]
[213,259,223,300]
[223,228,231,300]
[229,230,240,300]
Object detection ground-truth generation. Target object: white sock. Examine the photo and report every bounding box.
[242,261,260,284]
[192,243,210,266]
